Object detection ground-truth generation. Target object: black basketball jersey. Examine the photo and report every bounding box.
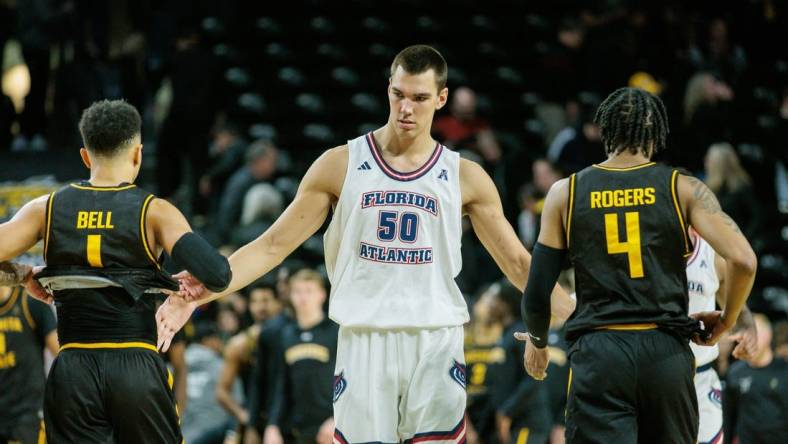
[44,182,162,345]
[0,287,57,425]
[565,162,695,340]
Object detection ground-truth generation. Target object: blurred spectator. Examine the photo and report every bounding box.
[682,72,735,172]
[217,305,241,341]
[465,286,506,444]
[488,281,552,444]
[688,18,748,85]
[155,24,221,214]
[264,269,337,444]
[216,283,282,442]
[12,0,73,151]
[215,140,280,245]
[517,184,541,250]
[775,321,788,360]
[182,322,237,444]
[704,143,764,243]
[723,314,787,444]
[516,159,563,249]
[546,110,603,174]
[433,86,501,164]
[199,121,249,204]
[246,284,293,443]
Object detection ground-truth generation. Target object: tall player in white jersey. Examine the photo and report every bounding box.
[156,45,574,443]
[686,227,756,444]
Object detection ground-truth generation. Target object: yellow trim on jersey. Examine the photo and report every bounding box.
[0,287,20,316]
[670,170,690,255]
[592,162,656,172]
[140,194,161,269]
[44,192,54,261]
[37,420,46,444]
[21,293,36,329]
[69,183,137,192]
[565,174,576,246]
[565,367,573,419]
[59,341,157,352]
[595,323,657,331]
[516,428,530,444]
[167,368,174,390]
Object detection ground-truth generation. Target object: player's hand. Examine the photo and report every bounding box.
[729,324,758,361]
[26,265,54,304]
[173,270,209,301]
[156,295,197,352]
[496,413,512,444]
[514,331,549,380]
[316,417,335,444]
[263,425,284,444]
[690,310,734,346]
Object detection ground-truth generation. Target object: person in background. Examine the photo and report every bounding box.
[182,322,236,444]
[0,282,59,444]
[724,314,787,444]
[681,73,735,172]
[704,143,764,244]
[216,140,280,245]
[489,282,552,444]
[216,283,282,443]
[433,86,502,164]
[264,269,337,444]
[465,285,506,444]
[200,121,249,203]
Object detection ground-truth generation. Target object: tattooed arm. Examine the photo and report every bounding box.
[678,175,757,345]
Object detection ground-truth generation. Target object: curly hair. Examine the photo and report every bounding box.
[78,99,141,156]
[594,87,669,157]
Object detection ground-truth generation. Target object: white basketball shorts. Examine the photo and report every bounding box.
[332,325,467,443]
[694,364,724,444]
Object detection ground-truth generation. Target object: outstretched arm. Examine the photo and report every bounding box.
[679,175,757,345]
[461,160,574,320]
[191,146,345,303]
[157,147,346,350]
[515,178,570,380]
[0,195,48,262]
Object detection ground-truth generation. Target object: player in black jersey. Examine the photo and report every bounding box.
[518,87,757,443]
[0,284,58,444]
[0,99,232,443]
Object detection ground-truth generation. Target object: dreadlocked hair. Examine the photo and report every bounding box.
[594,87,669,157]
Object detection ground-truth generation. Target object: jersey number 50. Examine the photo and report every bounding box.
[377,211,419,243]
[604,212,644,278]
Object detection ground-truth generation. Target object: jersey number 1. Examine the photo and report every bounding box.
[604,212,644,278]
[86,234,103,267]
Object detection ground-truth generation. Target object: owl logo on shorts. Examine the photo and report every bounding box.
[449,360,466,390]
[708,388,722,407]
[333,372,348,403]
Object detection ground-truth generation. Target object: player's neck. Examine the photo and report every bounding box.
[375,125,435,156]
[88,164,135,187]
[599,151,652,168]
[750,348,774,368]
[295,309,324,330]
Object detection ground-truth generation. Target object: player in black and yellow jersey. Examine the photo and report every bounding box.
[0,99,232,443]
[517,87,757,443]
[0,283,58,444]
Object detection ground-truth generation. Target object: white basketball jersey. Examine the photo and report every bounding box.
[324,133,469,328]
[686,234,720,366]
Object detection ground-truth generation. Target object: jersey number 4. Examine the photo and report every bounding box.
[377,211,419,243]
[604,212,644,278]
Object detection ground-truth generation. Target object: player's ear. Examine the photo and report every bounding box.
[79,147,92,170]
[436,87,449,110]
[132,144,143,167]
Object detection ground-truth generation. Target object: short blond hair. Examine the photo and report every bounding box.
[289,269,325,289]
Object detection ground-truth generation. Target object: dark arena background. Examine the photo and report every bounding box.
[0,1,786,443]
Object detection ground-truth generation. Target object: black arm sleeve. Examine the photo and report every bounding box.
[171,232,232,292]
[29,296,57,340]
[521,242,565,348]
